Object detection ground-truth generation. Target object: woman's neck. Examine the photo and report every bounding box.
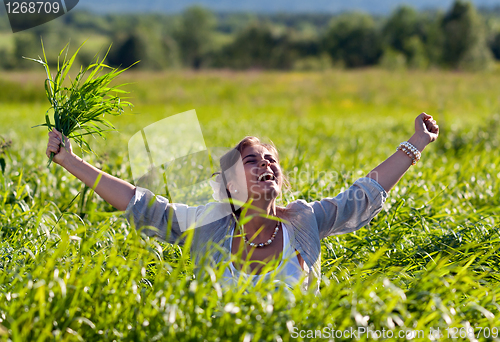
[238,198,278,239]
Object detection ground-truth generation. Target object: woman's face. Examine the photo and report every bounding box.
[229,144,282,202]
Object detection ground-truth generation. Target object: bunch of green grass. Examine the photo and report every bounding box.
[26,41,136,166]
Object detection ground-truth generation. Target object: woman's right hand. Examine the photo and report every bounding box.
[46,128,74,167]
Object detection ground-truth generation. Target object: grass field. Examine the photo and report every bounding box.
[1,69,500,341]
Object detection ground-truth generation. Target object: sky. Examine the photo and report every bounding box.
[78,0,500,14]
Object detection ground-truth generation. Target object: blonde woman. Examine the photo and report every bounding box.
[46,113,439,293]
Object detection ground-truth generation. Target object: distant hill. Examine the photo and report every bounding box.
[79,0,500,14]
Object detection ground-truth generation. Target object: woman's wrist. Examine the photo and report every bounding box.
[407,134,428,153]
[59,152,79,170]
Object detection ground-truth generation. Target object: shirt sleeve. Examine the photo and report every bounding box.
[310,177,388,239]
[124,187,201,246]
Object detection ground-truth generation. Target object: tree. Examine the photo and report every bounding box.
[441,0,493,70]
[108,32,146,69]
[382,6,429,68]
[214,24,297,69]
[383,6,419,53]
[13,33,39,69]
[490,32,500,60]
[174,6,216,69]
[322,13,382,68]
[108,25,180,70]
[419,13,446,67]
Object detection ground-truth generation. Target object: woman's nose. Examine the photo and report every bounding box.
[260,159,270,168]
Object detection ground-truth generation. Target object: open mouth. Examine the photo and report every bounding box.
[258,171,275,182]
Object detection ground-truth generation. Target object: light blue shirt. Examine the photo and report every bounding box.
[125,177,387,293]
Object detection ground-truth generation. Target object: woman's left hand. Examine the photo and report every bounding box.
[409,113,439,151]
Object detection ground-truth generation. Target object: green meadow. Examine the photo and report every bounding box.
[1,68,500,341]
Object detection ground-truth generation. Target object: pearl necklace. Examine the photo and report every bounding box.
[243,222,280,248]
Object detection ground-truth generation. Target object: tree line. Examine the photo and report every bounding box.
[2,0,500,71]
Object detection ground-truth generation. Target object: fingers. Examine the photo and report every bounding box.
[46,139,61,158]
[417,112,438,129]
[426,120,439,134]
[425,119,438,128]
[424,120,432,132]
[49,128,62,139]
[423,115,438,133]
[48,129,71,145]
[48,132,61,142]
[47,129,63,159]
[416,112,433,122]
[420,114,439,143]
[48,132,62,146]
[416,112,431,122]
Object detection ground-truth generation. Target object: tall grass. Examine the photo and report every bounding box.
[0,69,499,341]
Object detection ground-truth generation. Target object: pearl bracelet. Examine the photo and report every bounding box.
[397,141,421,165]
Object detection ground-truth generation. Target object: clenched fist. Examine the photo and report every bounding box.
[46,129,74,167]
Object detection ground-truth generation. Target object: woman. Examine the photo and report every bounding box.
[46,113,439,293]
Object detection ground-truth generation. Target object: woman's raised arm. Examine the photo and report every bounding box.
[366,113,439,192]
[46,128,136,211]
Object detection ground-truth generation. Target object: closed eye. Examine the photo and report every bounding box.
[264,154,277,163]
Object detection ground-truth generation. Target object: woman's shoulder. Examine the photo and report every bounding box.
[276,177,387,214]
[277,199,314,216]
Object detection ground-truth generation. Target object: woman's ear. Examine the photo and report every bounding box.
[227,178,248,204]
[226,181,236,194]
